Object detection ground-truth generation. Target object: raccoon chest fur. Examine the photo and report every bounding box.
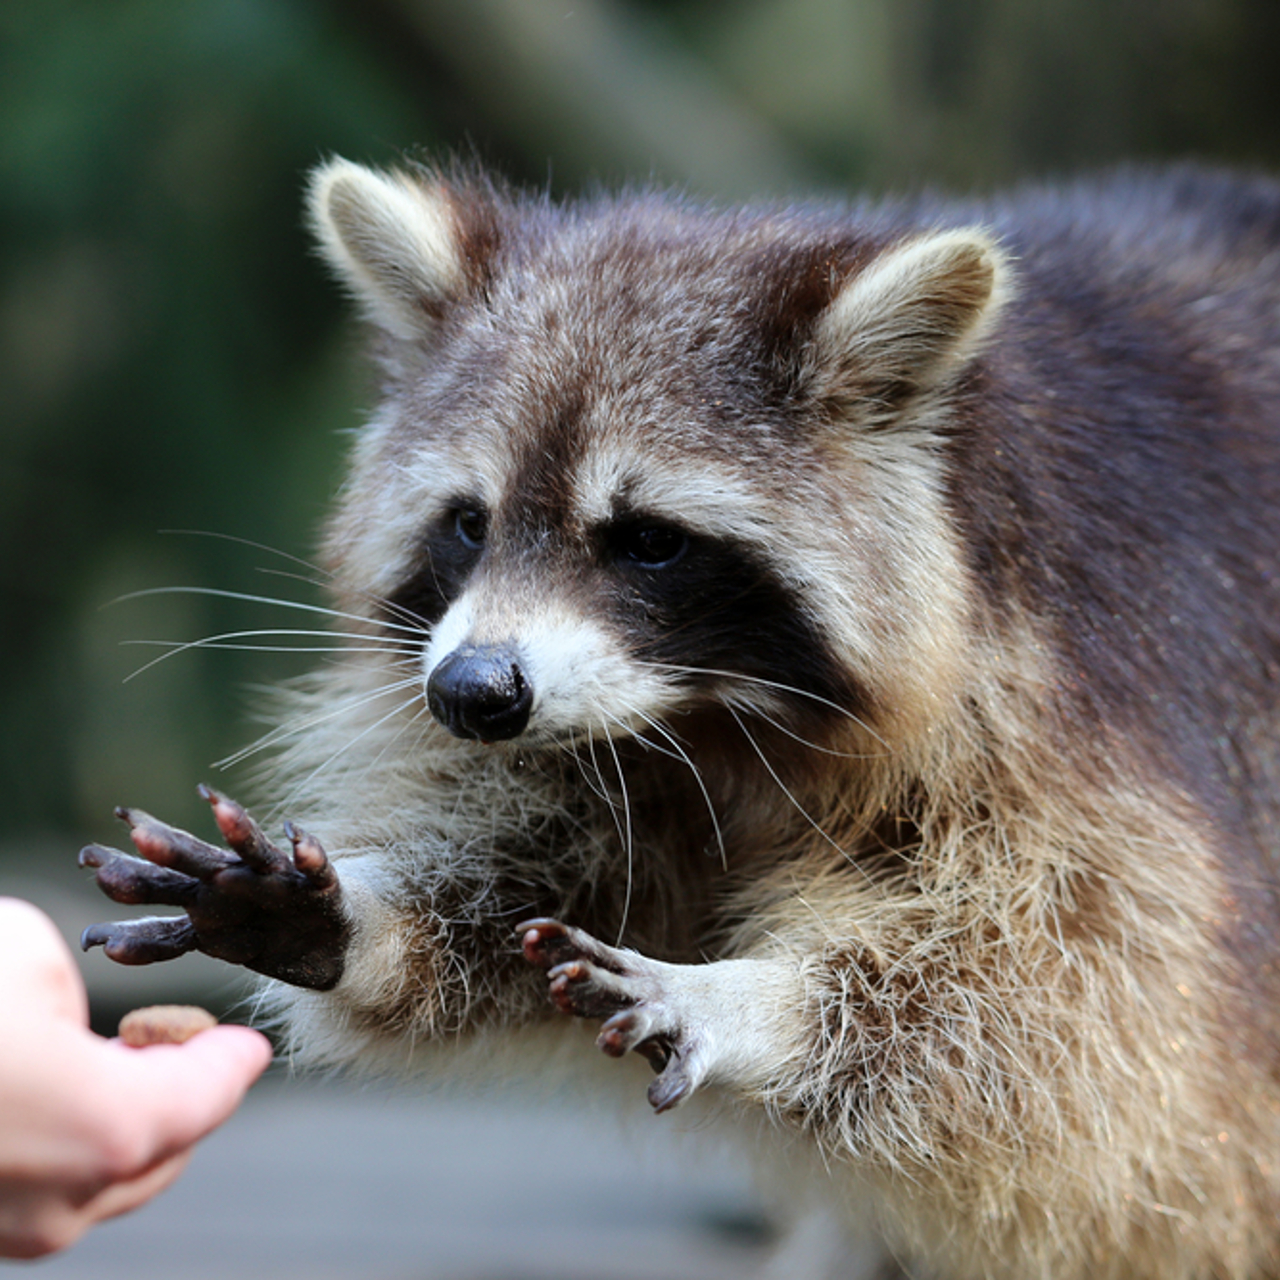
[85,162,1280,1280]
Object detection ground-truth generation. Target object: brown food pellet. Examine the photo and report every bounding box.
[118,1005,218,1047]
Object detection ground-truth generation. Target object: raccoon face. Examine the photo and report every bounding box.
[368,410,859,748]
[309,159,1008,749]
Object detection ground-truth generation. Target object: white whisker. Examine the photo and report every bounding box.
[643,661,889,751]
[584,730,625,843]
[158,528,332,577]
[251,565,435,634]
[155,529,436,634]
[122,629,419,681]
[618,699,727,873]
[108,585,430,639]
[216,674,423,770]
[320,697,435,804]
[731,700,884,761]
[727,706,860,868]
[600,717,635,946]
[266,687,428,821]
[563,731,607,805]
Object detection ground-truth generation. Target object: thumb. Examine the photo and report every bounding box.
[106,1025,273,1162]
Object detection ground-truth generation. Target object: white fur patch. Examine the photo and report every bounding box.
[573,444,787,547]
[421,598,475,678]
[518,609,672,741]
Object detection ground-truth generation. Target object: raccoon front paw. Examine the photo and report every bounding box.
[519,918,707,1112]
[79,786,350,991]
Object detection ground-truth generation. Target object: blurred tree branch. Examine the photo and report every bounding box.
[360,0,814,196]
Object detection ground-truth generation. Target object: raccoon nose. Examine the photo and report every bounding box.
[427,646,533,742]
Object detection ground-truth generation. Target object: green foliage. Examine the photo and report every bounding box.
[0,0,435,839]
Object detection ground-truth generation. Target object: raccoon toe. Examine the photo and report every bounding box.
[597,1006,705,1110]
[79,844,199,908]
[81,915,198,965]
[282,821,339,887]
[647,1051,703,1114]
[114,806,238,878]
[198,784,292,874]
[517,917,629,975]
[547,958,637,1019]
[597,1006,681,1060]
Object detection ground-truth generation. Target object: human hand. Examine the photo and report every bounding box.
[0,897,272,1258]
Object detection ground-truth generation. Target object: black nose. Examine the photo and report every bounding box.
[426,646,533,741]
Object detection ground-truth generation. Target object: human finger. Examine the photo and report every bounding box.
[104,1025,272,1166]
[0,1152,191,1260]
[81,1151,192,1226]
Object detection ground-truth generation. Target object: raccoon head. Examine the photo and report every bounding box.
[308,158,1008,752]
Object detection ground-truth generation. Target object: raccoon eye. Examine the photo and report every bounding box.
[453,506,487,549]
[614,522,689,569]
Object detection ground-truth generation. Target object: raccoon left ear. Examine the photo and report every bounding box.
[812,229,1009,419]
[306,158,471,343]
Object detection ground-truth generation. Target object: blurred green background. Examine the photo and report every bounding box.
[6,0,1280,894]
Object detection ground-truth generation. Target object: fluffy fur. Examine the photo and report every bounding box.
[94,161,1280,1279]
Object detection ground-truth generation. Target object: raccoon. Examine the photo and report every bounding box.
[80,159,1280,1280]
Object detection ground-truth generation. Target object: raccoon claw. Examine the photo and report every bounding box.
[518,918,706,1112]
[80,787,351,990]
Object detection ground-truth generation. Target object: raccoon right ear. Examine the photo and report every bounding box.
[812,228,1009,420]
[306,158,471,342]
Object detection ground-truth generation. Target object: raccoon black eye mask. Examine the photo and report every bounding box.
[81,157,1280,1280]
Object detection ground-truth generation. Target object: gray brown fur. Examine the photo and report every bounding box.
[84,161,1280,1279]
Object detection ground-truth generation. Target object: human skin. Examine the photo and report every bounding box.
[0,897,271,1258]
